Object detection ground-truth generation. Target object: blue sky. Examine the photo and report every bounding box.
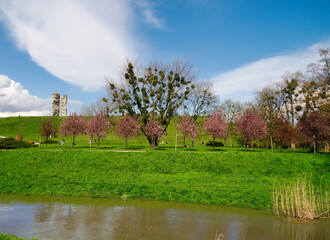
[0,0,329,117]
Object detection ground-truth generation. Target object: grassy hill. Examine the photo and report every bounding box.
[0,116,242,151]
[0,149,329,209]
[0,116,329,210]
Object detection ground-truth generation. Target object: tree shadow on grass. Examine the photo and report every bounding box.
[236,149,265,152]
[182,148,197,152]
[208,148,227,152]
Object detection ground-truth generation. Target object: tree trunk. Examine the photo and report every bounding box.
[192,139,194,148]
[72,135,75,147]
[152,136,155,150]
[213,136,215,151]
[313,134,316,154]
[97,137,100,149]
[147,135,158,147]
[290,99,295,127]
[125,136,128,149]
[155,136,159,147]
[46,136,48,149]
[224,138,227,147]
[183,135,186,151]
[270,135,273,152]
[245,139,247,151]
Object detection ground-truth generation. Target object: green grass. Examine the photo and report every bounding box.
[0,116,328,210]
[0,116,317,153]
[0,138,37,149]
[0,116,242,151]
[0,149,328,209]
[0,233,39,240]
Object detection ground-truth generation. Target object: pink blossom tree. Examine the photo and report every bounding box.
[203,111,228,151]
[274,116,298,151]
[114,116,141,149]
[86,112,111,149]
[176,114,198,148]
[40,117,59,148]
[236,109,267,151]
[145,120,164,150]
[297,111,329,153]
[60,112,86,147]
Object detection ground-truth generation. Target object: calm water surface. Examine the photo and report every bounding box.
[0,195,328,240]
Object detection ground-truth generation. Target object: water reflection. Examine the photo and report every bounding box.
[0,195,329,240]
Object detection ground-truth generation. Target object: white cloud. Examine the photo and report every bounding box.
[137,0,164,28]
[0,0,140,91]
[211,42,330,102]
[0,75,82,117]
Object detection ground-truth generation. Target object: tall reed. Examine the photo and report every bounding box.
[272,173,329,220]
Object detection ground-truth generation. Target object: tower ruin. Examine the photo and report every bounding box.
[52,92,60,116]
[61,95,68,116]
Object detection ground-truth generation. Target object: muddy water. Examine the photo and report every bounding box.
[0,195,328,240]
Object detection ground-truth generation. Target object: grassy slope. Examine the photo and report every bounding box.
[0,149,328,209]
[0,116,241,151]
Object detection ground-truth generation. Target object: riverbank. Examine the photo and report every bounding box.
[0,233,37,240]
[0,149,328,209]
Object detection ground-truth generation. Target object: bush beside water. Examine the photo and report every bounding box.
[0,233,39,240]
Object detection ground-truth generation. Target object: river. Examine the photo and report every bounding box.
[0,195,328,240]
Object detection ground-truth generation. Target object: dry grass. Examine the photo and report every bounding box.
[272,173,329,220]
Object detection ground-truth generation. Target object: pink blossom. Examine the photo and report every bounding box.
[176,114,198,146]
[145,120,164,149]
[236,109,267,150]
[60,112,86,147]
[114,116,141,149]
[86,112,111,148]
[204,111,228,150]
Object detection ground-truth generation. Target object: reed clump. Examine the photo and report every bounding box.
[272,173,329,220]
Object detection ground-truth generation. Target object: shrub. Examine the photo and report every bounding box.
[40,140,60,144]
[0,138,37,149]
[206,141,224,147]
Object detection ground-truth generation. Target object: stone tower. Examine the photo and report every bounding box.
[52,92,60,116]
[61,95,68,116]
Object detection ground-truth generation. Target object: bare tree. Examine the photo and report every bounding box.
[255,86,283,152]
[307,48,330,90]
[185,81,219,125]
[219,99,243,123]
[148,58,198,83]
[278,71,303,126]
[218,99,243,147]
[80,99,112,116]
[275,71,304,149]
[303,48,330,114]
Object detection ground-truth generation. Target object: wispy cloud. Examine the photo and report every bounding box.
[211,42,330,102]
[137,0,164,28]
[0,0,141,91]
[0,75,82,117]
